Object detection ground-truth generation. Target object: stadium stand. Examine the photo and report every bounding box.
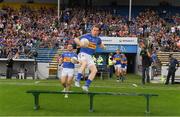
[48,48,63,78]
[157,52,180,66]
[0,2,179,79]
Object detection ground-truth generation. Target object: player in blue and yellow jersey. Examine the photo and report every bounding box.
[121,53,127,82]
[113,49,122,82]
[58,44,78,98]
[74,24,106,92]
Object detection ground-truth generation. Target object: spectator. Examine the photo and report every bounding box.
[140,44,151,84]
[165,54,179,85]
[6,57,14,79]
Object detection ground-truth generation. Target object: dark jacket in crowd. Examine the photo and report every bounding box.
[168,57,179,70]
[140,49,151,67]
[165,54,179,85]
[7,58,14,68]
[6,58,14,79]
[140,48,151,84]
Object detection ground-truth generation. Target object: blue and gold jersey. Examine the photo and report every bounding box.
[113,54,122,65]
[80,33,102,55]
[61,52,78,68]
[121,56,127,67]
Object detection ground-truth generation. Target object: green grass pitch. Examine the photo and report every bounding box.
[0,74,180,116]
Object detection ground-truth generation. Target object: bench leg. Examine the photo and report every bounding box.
[145,95,150,114]
[33,93,40,110]
[89,94,94,112]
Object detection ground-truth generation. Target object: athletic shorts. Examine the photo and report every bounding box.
[122,66,127,71]
[114,64,121,70]
[78,52,95,68]
[61,68,74,78]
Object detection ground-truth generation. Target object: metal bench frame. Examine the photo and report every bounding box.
[27,90,158,113]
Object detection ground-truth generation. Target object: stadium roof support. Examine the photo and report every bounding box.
[129,0,132,21]
[58,0,60,20]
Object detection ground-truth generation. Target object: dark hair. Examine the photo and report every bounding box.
[92,24,101,31]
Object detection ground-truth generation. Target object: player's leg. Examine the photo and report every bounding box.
[75,53,87,87]
[22,73,25,79]
[82,63,97,92]
[118,65,122,80]
[115,65,119,82]
[121,67,126,82]
[18,73,21,79]
[82,55,97,92]
[66,69,74,91]
[60,68,68,91]
[64,77,73,98]
[65,69,74,98]
[67,76,73,91]
[75,60,87,87]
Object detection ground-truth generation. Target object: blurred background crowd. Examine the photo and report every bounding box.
[0,3,180,59]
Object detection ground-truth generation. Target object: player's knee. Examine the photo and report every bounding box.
[92,68,97,74]
[80,62,87,69]
[94,68,98,74]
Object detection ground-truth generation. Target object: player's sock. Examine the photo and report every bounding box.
[119,75,122,80]
[121,76,124,82]
[85,79,92,87]
[76,73,82,82]
[116,76,120,82]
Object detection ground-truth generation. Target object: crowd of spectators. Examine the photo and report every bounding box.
[0,5,60,58]
[0,5,179,59]
[60,8,180,52]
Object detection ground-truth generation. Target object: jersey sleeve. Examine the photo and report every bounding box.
[74,53,78,58]
[97,38,102,45]
[61,53,64,59]
[79,34,88,40]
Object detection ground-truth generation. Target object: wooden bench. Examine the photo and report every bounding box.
[26,90,158,113]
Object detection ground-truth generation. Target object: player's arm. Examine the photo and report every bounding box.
[99,42,106,50]
[97,38,106,50]
[146,49,151,57]
[58,57,63,65]
[124,60,128,64]
[122,59,127,64]
[57,54,63,65]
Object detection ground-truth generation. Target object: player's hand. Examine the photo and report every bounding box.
[79,42,84,47]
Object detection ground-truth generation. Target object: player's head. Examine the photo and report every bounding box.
[91,24,101,37]
[122,54,126,58]
[116,48,121,54]
[67,44,73,51]
[109,53,113,56]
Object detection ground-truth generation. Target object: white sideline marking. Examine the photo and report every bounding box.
[0,81,180,90]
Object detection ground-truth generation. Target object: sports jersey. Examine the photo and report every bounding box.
[61,52,78,68]
[113,54,122,65]
[80,33,102,55]
[121,56,127,68]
